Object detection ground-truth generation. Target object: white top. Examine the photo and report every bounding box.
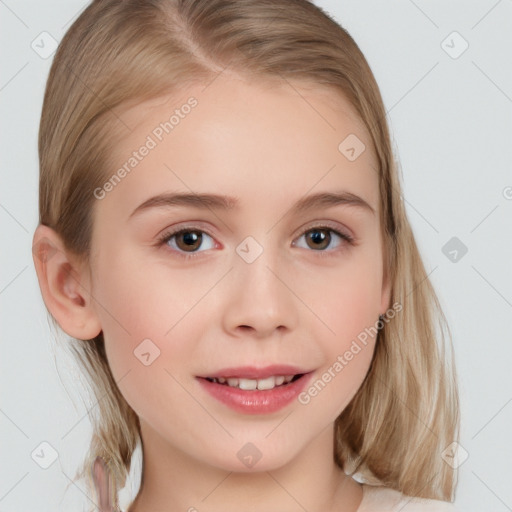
[358,484,458,511]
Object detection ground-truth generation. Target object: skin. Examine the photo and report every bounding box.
[33,73,391,512]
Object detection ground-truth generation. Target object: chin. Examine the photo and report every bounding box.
[201,438,302,474]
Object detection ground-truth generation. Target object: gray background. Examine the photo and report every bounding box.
[1,0,511,510]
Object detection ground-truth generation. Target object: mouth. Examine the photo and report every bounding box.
[196,366,313,414]
[203,374,304,390]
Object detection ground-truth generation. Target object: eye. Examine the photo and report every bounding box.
[159,228,216,254]
[293,226,353,251]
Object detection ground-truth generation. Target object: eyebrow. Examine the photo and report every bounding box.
[128,190,375,219]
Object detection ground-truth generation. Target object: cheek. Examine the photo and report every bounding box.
[91,238,219,336]
[89,252,212,429]
[303,247,384,345]
[88,243,212,383]
[297,249,383,406]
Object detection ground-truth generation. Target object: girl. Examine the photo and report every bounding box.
[32,0,459,510]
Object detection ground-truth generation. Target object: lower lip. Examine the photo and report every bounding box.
[197,374,313,414]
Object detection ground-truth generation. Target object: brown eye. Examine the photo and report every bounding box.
[304,228,331,250]
[293,226,352,252]
[159,227,216,258]
[175,230,203,251]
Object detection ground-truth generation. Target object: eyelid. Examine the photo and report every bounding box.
[292,220,354,243]
[157,221,218,242]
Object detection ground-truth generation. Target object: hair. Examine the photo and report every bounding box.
[37,0,459,508]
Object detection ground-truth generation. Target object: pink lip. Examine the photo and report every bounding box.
[196,367,314,415]
[200,364,309,379]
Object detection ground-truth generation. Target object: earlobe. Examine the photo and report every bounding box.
[32,225,102,340]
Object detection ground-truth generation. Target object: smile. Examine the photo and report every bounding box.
[205,374,302,390]
[197,367,313,414]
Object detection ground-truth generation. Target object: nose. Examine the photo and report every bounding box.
[221,246,299,339]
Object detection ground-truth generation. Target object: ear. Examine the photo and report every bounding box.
[32,224,102,340]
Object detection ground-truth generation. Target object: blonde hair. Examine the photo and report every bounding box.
[37,0,459,506]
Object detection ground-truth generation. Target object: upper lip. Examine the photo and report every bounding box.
[199,365,311,379]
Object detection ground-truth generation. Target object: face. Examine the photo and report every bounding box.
[87,74,390,472]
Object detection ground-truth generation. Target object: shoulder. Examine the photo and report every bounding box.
[357,484,459,512]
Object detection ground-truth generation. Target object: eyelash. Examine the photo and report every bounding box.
[156,223,355,260]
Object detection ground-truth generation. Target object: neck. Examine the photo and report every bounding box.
[127,421,363,512]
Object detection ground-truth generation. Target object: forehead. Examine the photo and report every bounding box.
[120,75,372,146]
[101,75,380,218]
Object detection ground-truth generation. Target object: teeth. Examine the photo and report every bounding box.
[239,378,257,390]
[256,376,275,390]
[209,375,299,390]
